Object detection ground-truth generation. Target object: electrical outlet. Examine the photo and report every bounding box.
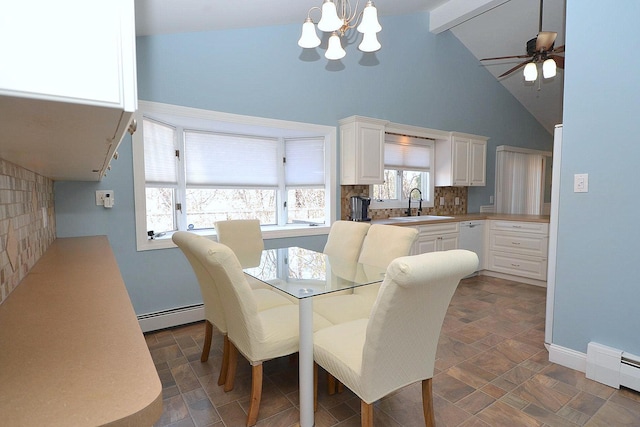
[455,197,460,205]
[439,197,445,205]
[95,190,115,206]
[574,174,588,193]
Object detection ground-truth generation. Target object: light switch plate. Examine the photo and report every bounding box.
[574,174,588,193]
[96,190,115,206]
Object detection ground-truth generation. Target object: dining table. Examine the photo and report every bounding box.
[243,246,386,427]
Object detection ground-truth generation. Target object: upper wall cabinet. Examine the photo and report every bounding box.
[0,0,137,181]
[435,132,488,187]
[339,116,389,185]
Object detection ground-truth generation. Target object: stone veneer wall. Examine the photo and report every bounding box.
[0,158,56,305]
[341,185,468,220]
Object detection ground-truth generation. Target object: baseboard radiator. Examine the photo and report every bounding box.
[137,304,205,333]
[586,342,640,392]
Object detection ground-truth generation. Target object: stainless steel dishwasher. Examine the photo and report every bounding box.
[458,220,484,273]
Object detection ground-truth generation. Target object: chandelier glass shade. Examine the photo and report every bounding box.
[523,57,557,82]
[542,58,557,78]
[298,0,382,60]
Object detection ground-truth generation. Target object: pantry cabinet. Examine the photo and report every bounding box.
[0,0,137,181]
[435,132,487,186]
[339,116,389,185]
[487,220,549,281]
[411,222,459,255]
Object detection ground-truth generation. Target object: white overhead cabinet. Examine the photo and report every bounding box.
[339,116,389,185]
[0,0,137,181]
[435,132,487,186]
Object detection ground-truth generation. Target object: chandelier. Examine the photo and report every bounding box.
[298,0,382,60]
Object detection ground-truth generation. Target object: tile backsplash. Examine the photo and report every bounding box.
[0,158,56,305]
[341,185,468,220]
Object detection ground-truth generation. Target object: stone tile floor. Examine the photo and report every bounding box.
[145,275,640,426]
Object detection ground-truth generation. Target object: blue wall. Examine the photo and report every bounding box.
[55,12,551,315]
[552,0,640,355]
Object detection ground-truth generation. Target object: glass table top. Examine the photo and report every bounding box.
[243,247,386,299]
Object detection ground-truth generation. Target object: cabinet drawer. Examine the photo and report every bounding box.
[489,231,548,257]
[490,221,548,234]
[417,222,459,236]
[488,251,547,281]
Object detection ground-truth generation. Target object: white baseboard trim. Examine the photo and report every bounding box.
[138,304,205,333]
[548,343,587,373]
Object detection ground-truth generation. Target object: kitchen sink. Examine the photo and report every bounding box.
[388,215,454,221]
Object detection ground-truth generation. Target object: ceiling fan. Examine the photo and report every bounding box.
[481,0,565,80]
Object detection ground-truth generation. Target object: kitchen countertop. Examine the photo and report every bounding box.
[0,236,163,426]
[372,213,550,226]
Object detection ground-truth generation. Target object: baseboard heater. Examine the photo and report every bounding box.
[586,342,640,392]
[137,304,205,333]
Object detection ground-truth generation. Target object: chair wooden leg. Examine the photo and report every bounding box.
[314,363,319,412]
[361,400,374,427]
[224,341,239,392]
[327,372,336,395]
[217,334,230,386]
[246,363,263,427]
[337,381,344,394]
[422,378,435,427]
[201,320,213,362]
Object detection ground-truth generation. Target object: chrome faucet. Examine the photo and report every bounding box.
[405,187,422,216]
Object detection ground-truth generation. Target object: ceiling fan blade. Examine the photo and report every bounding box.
[498,60,530,78]
[536,31,557,51]
[549,54,564,69]
[553,45,565,53]
[481,54,530,61]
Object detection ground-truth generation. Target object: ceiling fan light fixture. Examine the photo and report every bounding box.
[543,58,557,78]
[524,62,538,82]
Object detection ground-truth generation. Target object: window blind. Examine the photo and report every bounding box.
[384,134,431,171]
[284,137,325,187]
[143,118,178,186]
[184,131,279,187]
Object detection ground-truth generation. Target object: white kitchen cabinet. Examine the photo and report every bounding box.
[0,0,137,181]
[487,220,549,281]
[435,132,487,186]
[410,222,459,255]
[339,116,389,185]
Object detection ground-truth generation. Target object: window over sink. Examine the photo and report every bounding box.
[371,133,435,210]
[132,101,336,251]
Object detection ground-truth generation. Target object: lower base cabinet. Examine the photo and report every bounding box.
[411,222,459,255]
[487,220,549,281]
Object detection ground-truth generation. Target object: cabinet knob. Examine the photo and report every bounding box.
[128,119,137,135]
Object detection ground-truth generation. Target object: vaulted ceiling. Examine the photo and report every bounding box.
[134,0,565,133]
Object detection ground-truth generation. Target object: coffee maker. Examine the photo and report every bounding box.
[350,196,371,221]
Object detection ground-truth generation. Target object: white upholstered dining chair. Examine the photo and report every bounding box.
[313,250,479,426]
[214,219,264,268]
[191,239,334,426]
[323,220,371,261]
[172,232,293,388]
[313,224,418,324]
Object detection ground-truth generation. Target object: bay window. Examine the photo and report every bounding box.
[132,101,335,251]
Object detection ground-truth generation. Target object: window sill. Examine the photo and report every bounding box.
[136,223,331,252]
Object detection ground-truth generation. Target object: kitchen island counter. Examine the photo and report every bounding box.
[0,236,162,426]
[373,213,550,226]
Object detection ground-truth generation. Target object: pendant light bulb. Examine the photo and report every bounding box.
[298,18,321,48]
[359,31,381,52]
[318,0,343,32]
[357,1,382,34]
[523,62,538,82]
[543,58,557,78]
[325,32,346,60]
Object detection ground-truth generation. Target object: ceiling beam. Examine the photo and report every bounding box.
[429,0,511,34]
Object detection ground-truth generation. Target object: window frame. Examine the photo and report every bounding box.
[132,101,336,251]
